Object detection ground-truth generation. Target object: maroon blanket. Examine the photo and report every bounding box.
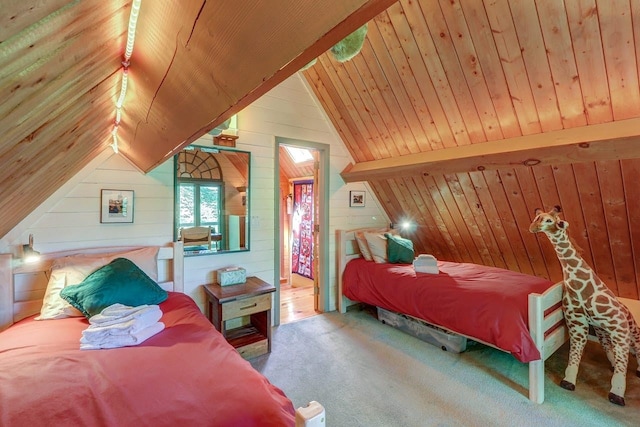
[343,258,554,362]
[0,292,295,426]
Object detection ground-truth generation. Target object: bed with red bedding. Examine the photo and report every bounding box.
[0,292,294,426]
[0,244,300,427]
[343,258,554,363]
[337,228,567,404]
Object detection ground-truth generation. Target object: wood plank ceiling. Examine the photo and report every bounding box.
[302,0,640,299]
[0,0,395,241]
[2,0,640,301]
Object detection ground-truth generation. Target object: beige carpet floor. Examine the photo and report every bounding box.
[251,307,640,426]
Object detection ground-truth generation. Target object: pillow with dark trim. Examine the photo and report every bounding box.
[385,233,415,264]
[60,257,167,318]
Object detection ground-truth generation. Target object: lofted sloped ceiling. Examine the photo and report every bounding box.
[0,0,395,240]
[302,0,640,299]
[4,0,640,301]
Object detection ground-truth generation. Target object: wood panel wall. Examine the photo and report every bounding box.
[372,159,640,300]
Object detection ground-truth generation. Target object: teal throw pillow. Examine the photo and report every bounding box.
[60,257,167,318]
[385,233,415,264]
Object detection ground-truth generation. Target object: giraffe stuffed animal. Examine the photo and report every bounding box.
[529,205,640,406]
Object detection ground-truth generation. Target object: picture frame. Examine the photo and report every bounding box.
[349,190,366,207]
[101,189,134,223]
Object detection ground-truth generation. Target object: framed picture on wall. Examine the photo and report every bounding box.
[349,190,366,207]
[101,189,134,223]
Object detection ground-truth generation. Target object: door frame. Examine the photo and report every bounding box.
[273,137,330,325]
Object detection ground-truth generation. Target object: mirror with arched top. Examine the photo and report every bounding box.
[174,145,250,255]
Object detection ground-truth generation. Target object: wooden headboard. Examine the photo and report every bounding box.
[336,228,368,314]
[0,241,184,331]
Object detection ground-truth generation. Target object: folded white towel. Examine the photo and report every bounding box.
[413,254,439,274]
[80,322,165,350]
[90,303,161,327]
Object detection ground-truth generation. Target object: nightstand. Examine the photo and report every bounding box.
[203,277,275,359]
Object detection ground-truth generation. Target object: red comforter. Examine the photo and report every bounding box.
[0,292,295,427]
[343,258,554,362]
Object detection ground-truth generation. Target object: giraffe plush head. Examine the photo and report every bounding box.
[529,205,569,234]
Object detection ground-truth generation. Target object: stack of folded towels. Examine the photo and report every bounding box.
[413,254,439,274]
[80,304,164,350]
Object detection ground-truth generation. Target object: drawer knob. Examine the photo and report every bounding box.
[240,303,258,310]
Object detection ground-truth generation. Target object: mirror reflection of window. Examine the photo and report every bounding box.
[175,145,250,255]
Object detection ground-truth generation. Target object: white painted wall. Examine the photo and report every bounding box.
[1,73,389,311]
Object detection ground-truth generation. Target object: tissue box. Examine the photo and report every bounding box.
[217,267,246,286]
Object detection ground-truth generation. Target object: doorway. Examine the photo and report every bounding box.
[274,138,330,325]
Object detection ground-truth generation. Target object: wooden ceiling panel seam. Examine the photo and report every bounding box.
[508,0,564,133]
[0,108,114,196]
[596,160,637,299]
[620,159,640,297]
[443,173,498,267]
[317,54,384,159]
[483,0,543,136]
[401,177,449,257]
[468,171,521,271]
[349,54,416,156]
[0,74,118,168]
[0,0,75,42]
[421,174,476,262]
[363,22,445,151]
[571,162,619,291]
[340,58,398,158]
[496,169,551,279]
[394,177,438,255]
[482,169,536,276]
[434,174,487,266]
[597,0,640,121]
[563,0,614,125]
[534,0,588,129]
[435,0,505,142]
[456,172,508,269]
[356,39,426,154]
[302,67,365,160]
[381,6,467,148]
[457,0,523,139]
[513,167,561,281]
[412,0,489,144]
[374,11,458,149]
[530,165,568,280]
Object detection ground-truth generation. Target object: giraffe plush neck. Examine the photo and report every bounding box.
[529,206,587,285]
[529,205,640,406]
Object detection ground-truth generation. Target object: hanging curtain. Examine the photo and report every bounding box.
[291,180,314,279]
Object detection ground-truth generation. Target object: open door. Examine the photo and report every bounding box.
[312,150,320,311]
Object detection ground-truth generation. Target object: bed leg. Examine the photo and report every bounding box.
[295,401,325,427]
[529,359,545,404]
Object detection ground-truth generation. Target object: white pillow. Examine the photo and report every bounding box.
[36,247,159,320]
[363,232,388,264]
[354,227,391,261]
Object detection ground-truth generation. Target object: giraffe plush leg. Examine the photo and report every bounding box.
[594,327,615,370]
[608,337,630,406]
[628,316,640,378]
[561,323,589,391]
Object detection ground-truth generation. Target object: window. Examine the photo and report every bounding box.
[178,181,223,232]
[284,145,314,163]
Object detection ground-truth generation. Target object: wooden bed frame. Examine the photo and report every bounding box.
[0,241,325,425]
[336,228,567,404]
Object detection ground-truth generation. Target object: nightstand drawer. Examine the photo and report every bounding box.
[222,294,271,320]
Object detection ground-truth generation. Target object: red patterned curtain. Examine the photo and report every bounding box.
[291,180,314,279]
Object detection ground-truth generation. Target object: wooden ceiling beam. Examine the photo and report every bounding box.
[340,118,640,182]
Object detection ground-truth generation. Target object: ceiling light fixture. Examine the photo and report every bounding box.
[110,0,142,154]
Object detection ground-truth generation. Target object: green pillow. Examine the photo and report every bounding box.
[385,233,415,264]
[60,258,167,318]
